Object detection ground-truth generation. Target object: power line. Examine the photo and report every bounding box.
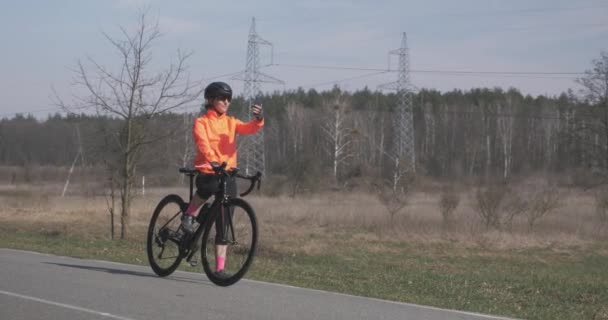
[204,70,245,81]
[268,63,584,77]
[269,63,386,72]
[300,70,390,89]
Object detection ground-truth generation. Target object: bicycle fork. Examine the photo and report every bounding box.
[217,203,236,246]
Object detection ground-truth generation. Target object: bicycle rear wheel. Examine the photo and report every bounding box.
[201,198,258,286]
[146,194,186,277]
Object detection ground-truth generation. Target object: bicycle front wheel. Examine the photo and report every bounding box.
[201,198,258,286]
[146,194,186,277]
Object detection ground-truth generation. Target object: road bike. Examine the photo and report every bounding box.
[146,163,261,286]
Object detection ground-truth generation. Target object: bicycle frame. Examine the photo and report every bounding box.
[178,164,260,261]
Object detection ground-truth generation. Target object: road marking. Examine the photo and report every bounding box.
[0,289,137,320]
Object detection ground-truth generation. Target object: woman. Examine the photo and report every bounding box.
[182,81,263,274]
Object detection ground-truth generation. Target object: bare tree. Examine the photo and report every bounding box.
[375,111,388,172]
[180,112,195,184]
[438,186,460,230]
[577,51,608,175]
[320,100,355,183]
[373,183,410,223]
[463,110,481,176]
[372,159,416,223]
[283,102,312,196]
[61,11,202,239]
[285,102,303,158]
[497,102,514,179]
[423,103,435,167]
[482,106,494,178]
[61,125,85,197]
[474,183,506,229]
[502,190,528,232]
[526,185,560,230]
[542,105,559,172]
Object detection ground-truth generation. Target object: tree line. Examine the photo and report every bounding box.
[0,85,602,186]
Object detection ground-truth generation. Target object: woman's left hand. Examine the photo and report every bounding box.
[251,104,263,120]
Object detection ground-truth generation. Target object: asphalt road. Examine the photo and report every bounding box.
[0,249,517,320]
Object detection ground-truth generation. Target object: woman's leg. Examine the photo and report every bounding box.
[215,245,227,272]
[215,175,237,272]
[185,194,205,217]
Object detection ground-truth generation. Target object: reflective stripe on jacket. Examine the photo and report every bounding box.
[193,109,264,173]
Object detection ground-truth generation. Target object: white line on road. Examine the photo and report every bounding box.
[0,289,137,320]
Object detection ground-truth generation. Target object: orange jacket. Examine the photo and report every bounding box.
[193,109,264,173]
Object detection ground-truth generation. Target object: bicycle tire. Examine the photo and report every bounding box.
[146,194,186,277]
[200,198,258,286]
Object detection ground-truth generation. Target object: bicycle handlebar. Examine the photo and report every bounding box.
[213,162,261,197]
[236,171,262,197]
[180,162,261,197]
[179,167,198,175]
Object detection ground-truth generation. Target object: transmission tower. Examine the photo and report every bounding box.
[233,17,284,175]
[379,32,416,186]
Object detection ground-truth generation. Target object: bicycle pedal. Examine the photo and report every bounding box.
[189,260,198,267]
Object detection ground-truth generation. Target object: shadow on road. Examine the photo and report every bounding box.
[43,262,214,286]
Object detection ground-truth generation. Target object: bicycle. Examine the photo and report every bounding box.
[146,162,261,286]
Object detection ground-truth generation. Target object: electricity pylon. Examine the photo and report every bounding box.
[379,32,416,190]
[233,17,284,175]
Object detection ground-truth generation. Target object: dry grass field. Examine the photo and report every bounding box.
[1,181,605,250]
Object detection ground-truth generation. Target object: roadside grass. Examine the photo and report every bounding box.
[1,223,607,320]
[251,234,608,320]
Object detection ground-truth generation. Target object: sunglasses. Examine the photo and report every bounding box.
[214,95,232,102]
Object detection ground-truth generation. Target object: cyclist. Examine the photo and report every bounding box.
[181,81,263,274]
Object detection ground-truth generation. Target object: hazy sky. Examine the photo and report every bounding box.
[1,0,607,118]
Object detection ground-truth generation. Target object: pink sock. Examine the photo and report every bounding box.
[216,257,225,271]
[185,202,199,217]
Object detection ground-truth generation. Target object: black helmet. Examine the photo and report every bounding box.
[204,81,232,100]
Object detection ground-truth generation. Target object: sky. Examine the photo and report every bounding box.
[1,0,607,118]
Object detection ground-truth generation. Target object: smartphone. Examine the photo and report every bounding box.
[251,102,263,118]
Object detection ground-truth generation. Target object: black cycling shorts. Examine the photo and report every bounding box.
[195,173,237,199]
